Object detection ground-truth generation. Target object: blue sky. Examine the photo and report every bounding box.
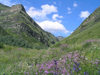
[0,0,100,37]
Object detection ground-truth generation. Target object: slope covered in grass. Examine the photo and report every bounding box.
[0,3,58,49]
[54,7,100,47]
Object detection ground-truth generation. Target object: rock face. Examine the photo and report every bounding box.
[0,4,58,48]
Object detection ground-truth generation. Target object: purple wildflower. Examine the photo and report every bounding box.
[45,70,49,74]
[84,72,89,75]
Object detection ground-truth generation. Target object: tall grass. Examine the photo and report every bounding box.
[0,40,100,75]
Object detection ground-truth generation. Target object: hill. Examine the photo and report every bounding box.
[0,3,58,48]
[55,6,100,46]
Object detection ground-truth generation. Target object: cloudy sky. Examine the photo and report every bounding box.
[0,0,100,37]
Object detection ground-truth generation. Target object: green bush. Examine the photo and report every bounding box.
[83,42,92,48]
[0,35,47,49]
[0,43,4,48]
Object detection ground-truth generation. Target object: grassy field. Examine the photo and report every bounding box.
[0,40,100,75]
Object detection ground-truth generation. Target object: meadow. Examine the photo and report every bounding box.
[0,39,100,75]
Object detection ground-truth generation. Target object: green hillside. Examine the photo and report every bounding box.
[54,7,100,47]
[0,26,7,35]
[0,4,58,49]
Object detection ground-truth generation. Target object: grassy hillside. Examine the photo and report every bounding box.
[0,3,10,10]
[0,4,58,49]
[54,7,100,47]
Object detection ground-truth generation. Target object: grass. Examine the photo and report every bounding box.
[0,40,100,75]
[0,45,65,75]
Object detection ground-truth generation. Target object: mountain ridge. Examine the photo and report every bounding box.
[54,6,100,47]
[0,3,58,48]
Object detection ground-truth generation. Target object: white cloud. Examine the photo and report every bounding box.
[67,7,72,14]
[80,11,90,19]
[27,4,68,36]
[52,14,63,21]
[67,7,71,11]
[73,3,78,7]
[0,0,15,6]
[0,0,11,6]
[38,20,69,34]
[68,11,72,14]
[27,4,57,20]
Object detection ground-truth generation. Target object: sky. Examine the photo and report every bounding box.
[0,0,100,37]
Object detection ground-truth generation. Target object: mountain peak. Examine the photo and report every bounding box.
[11,4,26,12]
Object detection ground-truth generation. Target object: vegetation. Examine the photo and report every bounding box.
[0,3,58,49]
[0,43,4,48]
[54,7,100,47]
[0,3,100,75]
[0,40,100,75]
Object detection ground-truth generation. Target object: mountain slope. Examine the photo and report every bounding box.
[0,4,58,48]
[0,26,7,35]
[55,6,100,46]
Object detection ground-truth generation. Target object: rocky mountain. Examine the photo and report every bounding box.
[55,6,100,46]
[0,3,58,48]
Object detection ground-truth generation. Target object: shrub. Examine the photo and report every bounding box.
[83,41,92,48]
[0,43,4,48]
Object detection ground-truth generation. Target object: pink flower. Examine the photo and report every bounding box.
[45,70,49,74]
[62,68,67,75]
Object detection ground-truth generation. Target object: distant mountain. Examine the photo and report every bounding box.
[0,3,58,48]
[57,36,64,41]
[55,6,100,46]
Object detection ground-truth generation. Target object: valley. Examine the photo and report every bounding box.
[0,3,100,75]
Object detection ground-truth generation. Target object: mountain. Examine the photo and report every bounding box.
[0,3,58,48]
[57,36,64,41]
[55,6,100,46]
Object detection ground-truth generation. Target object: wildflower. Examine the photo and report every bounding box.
[53,60,58,75]
[67,53,72,59]
[45,70,49,74]
[24,72,29,75]
[98,71,100,74]
[79,68,81,70]
[62,68,67,75]
[36,72,38,75]
[84,72,89,75]
[73,62,80,72]
[54,60,57,65]
[70,69,73,75]
[48,63,53,69]
[73,64,76,71]
[85,58,88,60]
[40,64,44,70]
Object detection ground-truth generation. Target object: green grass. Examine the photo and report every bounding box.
[0,41,100,75]
[0,46,63,74]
